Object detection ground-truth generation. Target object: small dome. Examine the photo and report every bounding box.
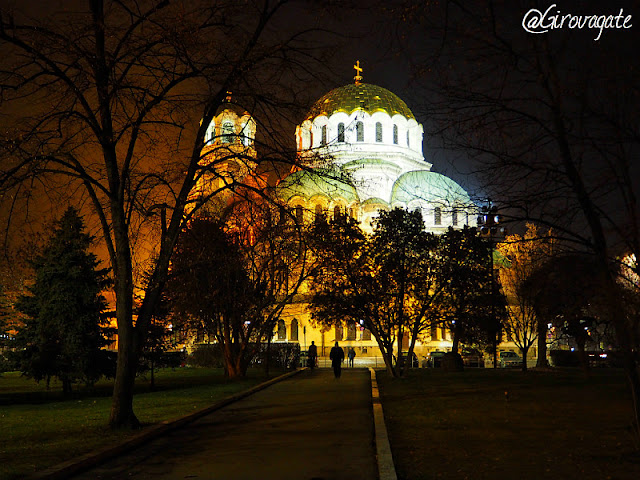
[306,83,415,121]
[391,171,472,206]
[276,168,360,204]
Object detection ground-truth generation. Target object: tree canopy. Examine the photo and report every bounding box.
[309,208,448,377]
[14,207,112,393]
[497,224,555,370]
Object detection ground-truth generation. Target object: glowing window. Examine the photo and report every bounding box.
[338,123,345,142]
[376,122,382,142]
[222,121,235,143]
[356,121,364,141]
[393,124,398,144]
[277,320,286,340]
[346,322,356,340]
[434,207,442,225]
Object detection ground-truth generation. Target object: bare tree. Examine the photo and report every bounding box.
[394,0,640,440]
[167,190,313,378]
[0,0,332,428]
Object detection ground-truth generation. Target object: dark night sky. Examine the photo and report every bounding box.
[326,0,639,205]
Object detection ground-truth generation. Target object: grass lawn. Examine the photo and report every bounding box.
[0,367,278,480]
[377,368,640,480]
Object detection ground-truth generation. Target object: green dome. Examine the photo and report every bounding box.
[306,83,415,121]
[276,168,359,204]
[391,171,471,205]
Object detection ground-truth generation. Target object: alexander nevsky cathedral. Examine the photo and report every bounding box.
[190,63,479,363]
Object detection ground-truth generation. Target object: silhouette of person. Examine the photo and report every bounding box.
[330,341,345,378]
[348,347,356,367]
[308,341,317,370]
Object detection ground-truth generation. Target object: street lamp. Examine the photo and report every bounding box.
[477,199,506,368]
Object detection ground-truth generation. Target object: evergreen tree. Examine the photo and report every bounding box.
[14,207,112,393]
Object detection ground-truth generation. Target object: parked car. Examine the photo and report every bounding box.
[499,351,523,368]
[397,352,419,368]
[461,349,485,368]
[427,350,446,368]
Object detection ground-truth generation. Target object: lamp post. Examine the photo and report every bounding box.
[479,199,504,368]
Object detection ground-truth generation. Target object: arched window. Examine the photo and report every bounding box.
[346,322,356,340]
[375,122,383,142]
[277,319,286,340]
[240,122,251,146]
[434,207,442,226]
[393,125,398,144]
[295,205,304,224]
[363,328,371,341]
[290,319,299,341]
[338,123,345,142]
[452,209,458,226]
[356,121,364,142]
[321,125,327,146]
[335,324,343,341]
[406,130,410,147]
[334,205,341,219]
[222,121,235,143]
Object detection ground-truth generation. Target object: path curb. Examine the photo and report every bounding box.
[27,368,304,480]
[369,367,398,480]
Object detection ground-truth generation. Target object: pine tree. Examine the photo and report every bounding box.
[14,207,112,393]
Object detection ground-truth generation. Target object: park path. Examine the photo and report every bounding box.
[70,368,378,480]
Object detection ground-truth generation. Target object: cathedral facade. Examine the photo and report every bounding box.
[192,68,480,363]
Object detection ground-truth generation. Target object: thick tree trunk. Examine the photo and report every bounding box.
[536,322,549,368]
[109,329,140,428]
[108,209,140,428]
[451,324,460,354]
[223,341,244,379]
[379,342,396,377]
[521,346,529,372]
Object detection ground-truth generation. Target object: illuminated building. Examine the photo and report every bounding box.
[191,65,479,361]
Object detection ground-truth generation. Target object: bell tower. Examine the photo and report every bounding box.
[189,95,258,215]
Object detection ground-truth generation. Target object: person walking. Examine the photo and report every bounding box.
[330,341,345,378]
[308,341,317,370]
[348,347,356,367]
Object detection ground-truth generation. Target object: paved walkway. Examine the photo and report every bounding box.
[69,368,379,480]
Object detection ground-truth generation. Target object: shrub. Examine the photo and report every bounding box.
[549,349,580,367]
[187,344,224,368]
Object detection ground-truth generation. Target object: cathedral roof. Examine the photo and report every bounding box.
[276,168,359,203]
[306,83,415,121]
[391,171,472,206]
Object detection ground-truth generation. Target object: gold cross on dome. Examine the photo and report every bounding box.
[353,60,363,85]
